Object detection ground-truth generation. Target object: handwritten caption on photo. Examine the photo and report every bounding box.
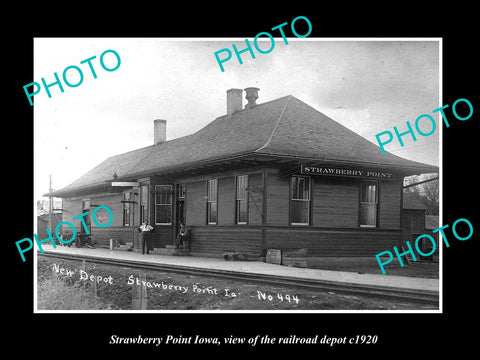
[51,262,300,305]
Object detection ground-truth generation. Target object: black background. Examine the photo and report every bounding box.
[6,4,478,356]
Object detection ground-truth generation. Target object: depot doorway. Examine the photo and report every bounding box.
[175,184,186,237]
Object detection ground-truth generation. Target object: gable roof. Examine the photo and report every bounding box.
[52,95,438,197]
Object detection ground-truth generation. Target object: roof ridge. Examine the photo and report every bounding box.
[254,95,292,153]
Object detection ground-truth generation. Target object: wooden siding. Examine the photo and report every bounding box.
[401,209,438,260]
[91,227,174,250]
[151,226,174,249]
[62,198,82,226]
[58,169,404,258]
[404,210,426,233]
[265,172,289,226]
[93,226,402,257]
[90,194,124,228]
[401,209,427,243]
[218,176,235,226]
[61,194,137,248]
[249,172,402,229]
[188,226,263,256]
[61,194,123,229]
[36,213,62,240]
[186,180,206,226]
[312,177,358,227]
[265,228,401,257]
[60,198,89,236]
[379,180,402,228]
[91,226,137,247]
[87,226,173,250]
[184,225,400,258]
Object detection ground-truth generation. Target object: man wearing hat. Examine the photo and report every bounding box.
[138,221,155,254]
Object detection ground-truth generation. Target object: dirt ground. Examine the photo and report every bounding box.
[36,257,438,311]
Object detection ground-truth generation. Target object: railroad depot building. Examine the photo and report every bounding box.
[50,87,438,268]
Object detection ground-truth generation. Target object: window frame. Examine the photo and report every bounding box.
[139,185,149,225]
[206,179,218,225]
[122,191,133,227]
[235,175,249,225]
[82,199,91,211]
[176,183,186,199]
[154,185,173,225]
[359,180,378,228]
[290,175,311,226]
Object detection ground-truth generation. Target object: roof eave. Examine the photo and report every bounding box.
[56,151,438,194]
[46,182,113,198]
[252,151,439,174]
[115,151,262,181]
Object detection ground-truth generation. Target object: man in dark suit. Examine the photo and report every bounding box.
[175,222,190,250]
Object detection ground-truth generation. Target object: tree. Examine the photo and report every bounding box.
[420,176,439,215]
[404,174,439,215]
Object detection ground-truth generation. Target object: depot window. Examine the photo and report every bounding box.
[176,183,186,199]
[360,180,378,227]
[291,176,311,225]
[122,191,133,226]
[236,175,249,224]
[155,185,172,225]
[207,179,218,224]
[140,185,149,224]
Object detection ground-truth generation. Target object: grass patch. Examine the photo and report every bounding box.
[37,277,116,310]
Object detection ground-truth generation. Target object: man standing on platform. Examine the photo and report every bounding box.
[138,221,154,254]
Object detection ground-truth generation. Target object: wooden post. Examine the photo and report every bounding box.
[92,275,98,297]
[132,272,148,310]
[400,246,412,265]
[51,264,58,288]
[82,260,86,291]
[91,263,98,308]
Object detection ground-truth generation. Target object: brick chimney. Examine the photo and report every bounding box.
[154,119,166,144]
[227,88,243,115]
[244,87,260,109]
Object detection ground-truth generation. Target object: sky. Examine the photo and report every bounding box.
[34,38,440,201]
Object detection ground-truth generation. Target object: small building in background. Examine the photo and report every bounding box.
[36,199,63,241]
[401,191,439,262]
